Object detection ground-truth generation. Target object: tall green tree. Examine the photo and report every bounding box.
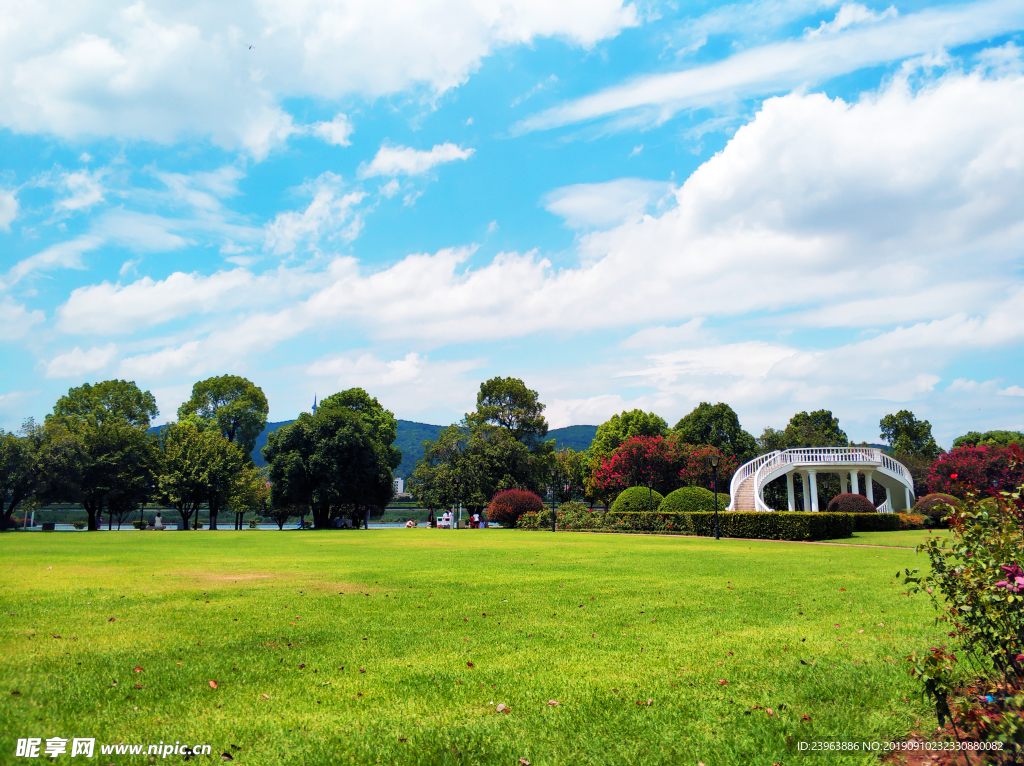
[157,420,246,530]
[468,376,549,447]
[0,426,39,531]
[177,375,269,459]
[262,389,400,529]
[784,410,848,448]
[45,381,159,531]
[673,402,757,463]
[590,410,668,460]
[880,410,941,458]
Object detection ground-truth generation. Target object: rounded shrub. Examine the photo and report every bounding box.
[659,486,717,514]
[611,486,665,514]
[826,493,877,514]
[488,489,544,528]
[912,493,959,525]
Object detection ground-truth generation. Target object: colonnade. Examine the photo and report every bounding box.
[784,468,912,512]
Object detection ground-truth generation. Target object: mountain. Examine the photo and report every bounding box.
[172,419,598,479]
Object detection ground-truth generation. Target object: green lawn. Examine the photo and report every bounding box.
[822,529,953,548]
[2,530,946,765]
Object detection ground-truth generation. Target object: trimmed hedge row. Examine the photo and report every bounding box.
[852,513,901,532]
[603,511,853,541]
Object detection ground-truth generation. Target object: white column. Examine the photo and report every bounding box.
[807,469,820,512]
[905,487,912,510]
[799,472,809,512]
[786,472,795,512]
[850,470,860,495]
[864,470,874,504]
[885,486,892,513]
[839,473,848,494]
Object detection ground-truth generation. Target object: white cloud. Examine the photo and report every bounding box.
[358,143,475,178]
[543,178,674,229]
[0,190,18,230]
[309,113,354,146]
[42,68,1024,434]
[0,1,637,156]
[804,3,897,38]
[265,173,366,255]
[55,168,105,212]
[3,235,101,288]
[45,343,117,378]
[516,0,1024,132]
[999,385,1024,397]
[0,300,45,341]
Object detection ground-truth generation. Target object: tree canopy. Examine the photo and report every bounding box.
[784,410,848,448]
[591,409,668,459]
[673,402,757,463]
[262,389,399,529]
[880,410,941,458]
[468,376,549,446]
[952,430,1024,449]
[0,427,38,531]
[44,380,158,530]
[177,375,269,459]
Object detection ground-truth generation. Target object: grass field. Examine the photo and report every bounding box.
[2,530,949,765]
[822,529,953,548]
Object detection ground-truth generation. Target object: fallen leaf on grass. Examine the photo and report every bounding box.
[398,738,407,743]
[496,703,507,713]
[220,753,234,761]
[134,684,144,689]
[359,669,366,674]
[261,694,270,700]
[298,664,306,669]
[519,759,530,765]
[176,662,183,666]
[10,690,20,696]
[52,634,61,639]
[546,700,560,706]
[857,629,864,634]
[209,681,219,689]
[108,617,115,622]
[134,667,143,673]
[718,680,728,686]
[466,662,474,669]
[766,708,774,716]
[802,714,812,721]
[636,699,653,706]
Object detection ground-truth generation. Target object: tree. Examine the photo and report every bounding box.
[675,443,738,493]
[0,426,38,531]
[263,390,399,529]
[553,447,590,503]
[45,381,158,531]
[52,380,157,429]
[756,427,787,455]
[953,430,1024,449]
[784,410,848,448]
[673,402,757,464]
[468,376,549,447]
[178,375,269,460]
[228,464,270,525]
[590,410,668,460]
[156,421,244,530]
[880,410,941,458]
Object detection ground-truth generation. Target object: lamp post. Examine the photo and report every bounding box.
[550,467,557,533]
[710,453,720,541]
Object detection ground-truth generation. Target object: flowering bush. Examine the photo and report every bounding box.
[897,513,927,530]
[556,500,604,531]
[826,493,876,514]
[927,444,1024,498]
[901,486,1024,754]
[912,493,960,526]
[488,489,544,528]
[675,444,738,493]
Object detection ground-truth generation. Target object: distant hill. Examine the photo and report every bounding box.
[170,418,598,480]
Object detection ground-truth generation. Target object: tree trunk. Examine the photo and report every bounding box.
[85,500,98,532]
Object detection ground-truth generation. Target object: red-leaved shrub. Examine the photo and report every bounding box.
[488,489,543,528]
[826,493,877,514]
[927,444,1024,498]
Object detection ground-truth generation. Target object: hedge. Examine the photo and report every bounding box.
[912,493,960,525]
[852,513,901,532]
[602,511,853,541]
[611,486,665,514]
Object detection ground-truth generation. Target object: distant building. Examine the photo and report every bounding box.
[394,477,404,494]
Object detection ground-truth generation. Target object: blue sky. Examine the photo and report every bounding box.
[1,0,1023,447]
